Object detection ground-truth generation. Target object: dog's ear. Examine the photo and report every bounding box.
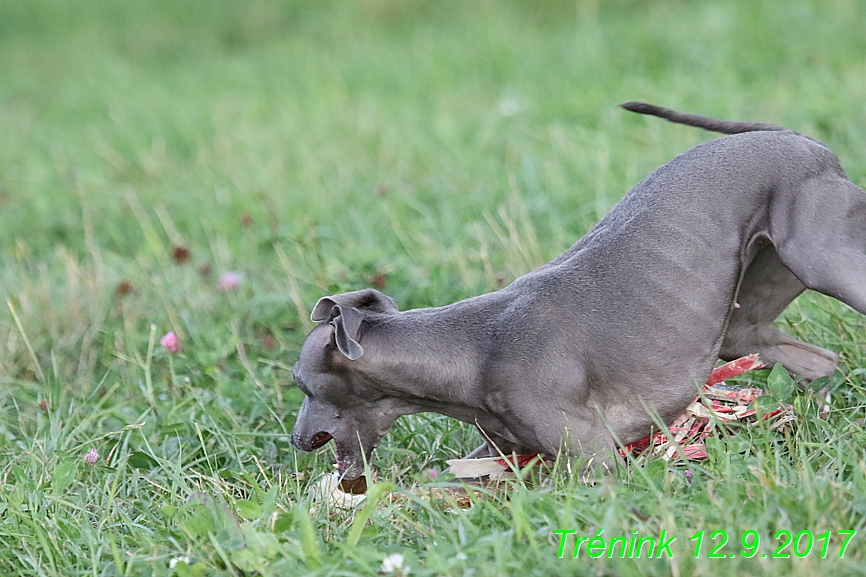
[329,305,365,360]
[310,289,399,321]
[310,289,399,361]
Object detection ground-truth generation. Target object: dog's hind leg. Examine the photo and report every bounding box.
[721,241,838,381]
[775,175,866,317]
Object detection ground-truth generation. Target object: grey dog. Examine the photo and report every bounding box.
[291,102,862,482]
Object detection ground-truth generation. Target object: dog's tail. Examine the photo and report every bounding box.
[619,101,787,135]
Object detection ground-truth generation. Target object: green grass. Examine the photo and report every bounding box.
[2,0,866,574]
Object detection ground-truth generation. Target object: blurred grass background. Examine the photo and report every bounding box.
[1,0,866,575]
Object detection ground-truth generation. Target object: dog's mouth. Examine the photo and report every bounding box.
[310,431,333,450]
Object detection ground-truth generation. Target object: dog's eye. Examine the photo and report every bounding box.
[293,374,313,397]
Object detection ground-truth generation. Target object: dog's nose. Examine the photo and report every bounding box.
[290,431,306,451]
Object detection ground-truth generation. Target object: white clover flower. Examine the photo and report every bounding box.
[380,552,410,574]
[169,556,191,568]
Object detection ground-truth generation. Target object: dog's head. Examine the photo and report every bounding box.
[290,289,406,481]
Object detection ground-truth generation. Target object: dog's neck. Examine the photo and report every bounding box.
[357,297,499,411]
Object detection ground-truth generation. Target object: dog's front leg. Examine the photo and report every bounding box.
[462,442,496,459]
